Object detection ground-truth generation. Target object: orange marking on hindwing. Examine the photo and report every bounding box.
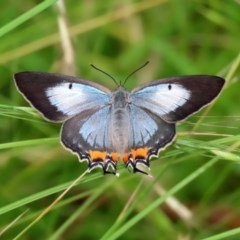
[111,152,119,162]
[131,147,149,160]
[89,150,107,161]
[123,153,130,163]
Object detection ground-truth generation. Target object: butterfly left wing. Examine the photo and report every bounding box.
[130,75,225,123]
[14,72,111,122]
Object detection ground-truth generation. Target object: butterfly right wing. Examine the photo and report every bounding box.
[14,72,111,122]
[126,75,224,174]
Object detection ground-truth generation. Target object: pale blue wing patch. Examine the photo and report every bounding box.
[130,83,191,122]
[79,106,112,150]
[128,105,158,146]
[46,83,110,117]
[130,76,224,123]
[14,72,112,122]
[61,106,112,152]
[128,105,175,150]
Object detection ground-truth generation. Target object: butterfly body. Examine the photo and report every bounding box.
[109,87,132,154]
[14,72,224,175]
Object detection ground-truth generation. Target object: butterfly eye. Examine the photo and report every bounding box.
[69,83,73,89]
[168,84,172,90]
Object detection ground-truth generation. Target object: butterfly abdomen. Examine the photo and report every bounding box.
[110,108,131,156]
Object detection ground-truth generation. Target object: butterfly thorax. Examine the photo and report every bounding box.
[111,87,130,107]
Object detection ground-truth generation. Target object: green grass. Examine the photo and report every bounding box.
[1,0,240,239]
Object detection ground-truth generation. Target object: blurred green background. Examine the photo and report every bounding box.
[0,0,240,239]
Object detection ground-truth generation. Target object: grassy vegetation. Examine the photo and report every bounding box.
[0,0,240,239]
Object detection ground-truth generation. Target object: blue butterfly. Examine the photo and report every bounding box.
[14,71,224,175]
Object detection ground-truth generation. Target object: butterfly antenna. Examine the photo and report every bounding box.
[90,64,119,86]
[121,61,150,86]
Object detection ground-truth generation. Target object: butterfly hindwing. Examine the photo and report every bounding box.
[125,105,176,172]
[128,105,175,150]
[130,75,225,123]
[61,106,112,152]
[61,103,176,153]
[14,72,111,122]
[60,103,176,173]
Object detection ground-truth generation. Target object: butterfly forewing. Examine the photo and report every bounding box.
[130,75,225,123]
[14,72,111,122]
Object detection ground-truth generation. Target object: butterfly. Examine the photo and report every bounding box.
[14,71,225,175]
